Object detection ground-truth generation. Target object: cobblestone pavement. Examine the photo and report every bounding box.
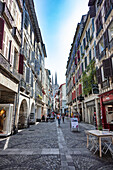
[0,118,113,170]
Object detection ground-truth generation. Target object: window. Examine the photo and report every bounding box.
[83,38,86,49]
[85,57,87,69]
[96,11,103,36]
[92,18,95,33]
[108,22,113,42]
[89,50,91,63]
[99,37,104,53]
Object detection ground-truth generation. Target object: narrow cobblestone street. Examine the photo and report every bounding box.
[0,118,113,170]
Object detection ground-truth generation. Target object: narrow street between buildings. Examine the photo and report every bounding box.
[0,118,113,170]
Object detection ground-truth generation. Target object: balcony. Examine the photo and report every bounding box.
[20,79,26,91]
[16,0,23,12]
[0,2,14,29]
[0,53,10,71]
[12,27,21,46]
[108,39,113,51]
[101,79,110,89]
[26,84,30,94]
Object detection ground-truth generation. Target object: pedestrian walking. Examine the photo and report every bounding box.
[57,113,61,127]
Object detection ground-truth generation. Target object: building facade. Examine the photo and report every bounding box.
[66,0,113,130]
[59,83,67,115]
[89,0,113,130]
[0,0,52,136]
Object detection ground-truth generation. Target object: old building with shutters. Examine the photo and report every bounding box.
[89,0,113,130]
[66,13,100,126]
[0,0,52,135]
[0,0,23,135]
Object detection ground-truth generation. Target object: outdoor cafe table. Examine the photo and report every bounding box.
[86,130,113,158]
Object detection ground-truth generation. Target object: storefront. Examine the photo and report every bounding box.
[0,104,13,136]
[100,89,113,130]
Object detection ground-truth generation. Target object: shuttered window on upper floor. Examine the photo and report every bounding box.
[103,57,113,77]
[0,18,4,50]
[96,67,102,84]
[26,67,30,83]
[85,56,87,69]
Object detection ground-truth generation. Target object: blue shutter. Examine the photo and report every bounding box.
[92,18,94,32]
[85,57,87,69]
[26,67,30,83]
[89,50,91,62]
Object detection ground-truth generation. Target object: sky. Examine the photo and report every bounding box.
[34,0,89,85]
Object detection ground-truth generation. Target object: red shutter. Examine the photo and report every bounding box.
[0,18,4,50]
[75,57,77,65]
[79,84,82,95]
[18,54,24,74]
[77,50,80,59]
[74,90,76,99]
[73,76,75,85]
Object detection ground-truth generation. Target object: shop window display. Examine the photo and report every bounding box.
[106,105,113,124]
[0,108,6,133]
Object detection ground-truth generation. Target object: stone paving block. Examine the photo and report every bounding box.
[61,154,66,161]
[61,161,68,166]
[68,166,76,170]
[60,166,69,170]
[73,151,81,154]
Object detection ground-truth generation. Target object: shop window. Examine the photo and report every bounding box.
[106,106,113,124]
[0,108,6,133]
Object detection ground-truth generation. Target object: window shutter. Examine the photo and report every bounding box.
[82,63,84,72]
[8,40,12,63]
[92,18,95,32]
[18,54,24,74]
[75,57,77,65]
[79,84,82,95]
[31,72,33,87]
[89,5,96,18]
[96,43,99,58]
[96,68,102,84]
[104,29,109,48]
[31,51,35,62]
[89,50,91,62]
[0,18,4,50]
[26,67,30,83]
[85,57,87,69]
[103,58,113,77]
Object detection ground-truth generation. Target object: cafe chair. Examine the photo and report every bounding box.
[102,130,113,156]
